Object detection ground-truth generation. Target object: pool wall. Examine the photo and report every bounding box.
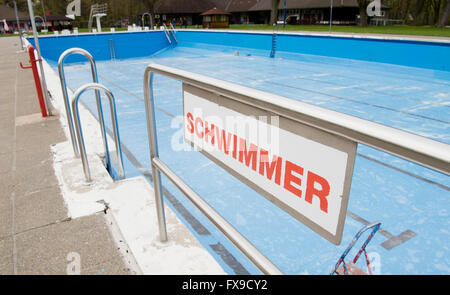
[30,30,450,70]
[28,31,170,63]
[177,31,450,71]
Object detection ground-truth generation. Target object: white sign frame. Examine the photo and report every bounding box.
[183,84,357,245]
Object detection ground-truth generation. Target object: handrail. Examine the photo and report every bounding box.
[144,64,283,275]
[162,24,172,44]
[58,48,111,174]
[169,23,178,43]
[71,83,125,182]
[109,39,116,60]
[145,63,450,176]
[143,62,449,274]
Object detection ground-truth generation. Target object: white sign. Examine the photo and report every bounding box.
[183,86,356,244]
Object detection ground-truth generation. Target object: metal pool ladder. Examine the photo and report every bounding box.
[270,22,280,58]
[163,23,177,44]
[58,48,124,182]
[71,83,125,182]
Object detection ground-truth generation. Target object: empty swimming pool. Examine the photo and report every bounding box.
[31,30,450,274]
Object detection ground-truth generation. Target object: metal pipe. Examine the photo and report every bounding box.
[13,1,24,50]
[144,66,282,274]
[162,24,172,43]
[142,12,153,29]
[329,0,333,33]
[143,63,449,274]
[109,39,116,60]
[144,63,450,176]
[20,46,47,117]
[26,0,51,116]
[71,83,125,182]
[143,69,168,242]
[58,48,111,172]
[152,157,284,275]
[34,15,47,31]
[169,23,177,43]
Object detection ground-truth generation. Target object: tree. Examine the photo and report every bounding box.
[412,0,425,24]
[270,0,280,25]
[141,0,158,26]
[357,0,370,26]
[437,0,450,27]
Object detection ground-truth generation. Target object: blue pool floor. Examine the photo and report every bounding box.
[51,43,450,274]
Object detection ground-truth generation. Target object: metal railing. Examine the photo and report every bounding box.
[144,64,283,275]
[58,48,110,167]
[169,23,178,43]
[72,83,125,182]
[143,63,450,275]
[109,39,116,60]
[162,24,177,44]
[270,22,279,58]
[161,25,171,44]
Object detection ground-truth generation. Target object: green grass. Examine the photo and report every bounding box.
[215,24,450,38]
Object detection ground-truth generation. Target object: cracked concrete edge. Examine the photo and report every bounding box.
[103,208,143,275]
[28,38,141,275]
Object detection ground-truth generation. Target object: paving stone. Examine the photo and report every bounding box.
[14,186,68,234]
[0,37,129,276]
[13,162,59,197]
[15,214,125,275]
[0,153,12,174]
[0,195,12,240]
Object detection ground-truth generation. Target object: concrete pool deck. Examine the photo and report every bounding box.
[0,36,227,275]
[0,36,132,275]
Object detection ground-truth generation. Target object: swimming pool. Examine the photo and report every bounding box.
[31,30,450,274]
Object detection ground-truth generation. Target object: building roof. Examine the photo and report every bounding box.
[152,0,388,15]
[227,0,388,12]
[0,4,28,21]
[200,7,231,16]
[230,0,359,12]
[155,0,227,14]
[44,15,73,21]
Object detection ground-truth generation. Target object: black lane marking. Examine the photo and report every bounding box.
[210,243,250,275]
[357,153,449,192]
[346,211,416,250]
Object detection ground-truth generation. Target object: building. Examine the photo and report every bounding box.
[154,0,227,26]
[225,0,361,25]
[200,7,231,28]
[0,4,72,34]
[0,3,29,34]
[150,0,389,27]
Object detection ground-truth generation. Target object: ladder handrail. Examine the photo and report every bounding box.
[169,23,178,43]
[58,48,111,175]
[109,39,116,60]
[71,83,125,182]
[162,24,172,43]
[270,22,279,58]
[143,65,283,275]
[163,23,177,44]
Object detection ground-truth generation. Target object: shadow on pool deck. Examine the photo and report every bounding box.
[0,36,131,275]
